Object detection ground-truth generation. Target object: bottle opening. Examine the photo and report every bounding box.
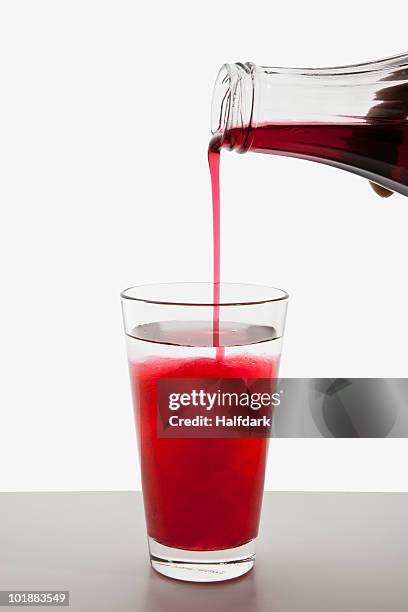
[211,65,232,137]
[211,63,255,150]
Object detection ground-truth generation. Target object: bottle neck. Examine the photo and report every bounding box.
[211,63,255,152]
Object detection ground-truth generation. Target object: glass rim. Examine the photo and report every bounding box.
[120,282,289,307]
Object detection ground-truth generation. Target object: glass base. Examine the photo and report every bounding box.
[148,537,256,582]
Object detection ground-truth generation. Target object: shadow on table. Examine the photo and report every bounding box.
[141,567,260,612]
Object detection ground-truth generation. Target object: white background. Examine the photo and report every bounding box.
[1,0,408,492]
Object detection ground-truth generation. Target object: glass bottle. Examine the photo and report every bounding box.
[211,53,408,196]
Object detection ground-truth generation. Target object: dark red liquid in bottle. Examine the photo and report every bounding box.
[211,120,408,196]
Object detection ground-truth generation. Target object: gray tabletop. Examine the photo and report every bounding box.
[0,491,407,611]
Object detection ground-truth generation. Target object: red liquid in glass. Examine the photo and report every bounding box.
[129,322,278,551]
[211,121,408,196]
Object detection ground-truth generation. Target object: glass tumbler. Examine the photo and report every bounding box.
[121,282,288,582]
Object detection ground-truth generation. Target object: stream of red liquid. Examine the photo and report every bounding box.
[208,144,224,359]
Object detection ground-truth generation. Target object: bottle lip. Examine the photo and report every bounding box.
[211,63,255,150]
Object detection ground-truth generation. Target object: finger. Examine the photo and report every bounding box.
[370,182,394,198]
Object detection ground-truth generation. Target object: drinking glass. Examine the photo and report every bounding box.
[121,282,288,582]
